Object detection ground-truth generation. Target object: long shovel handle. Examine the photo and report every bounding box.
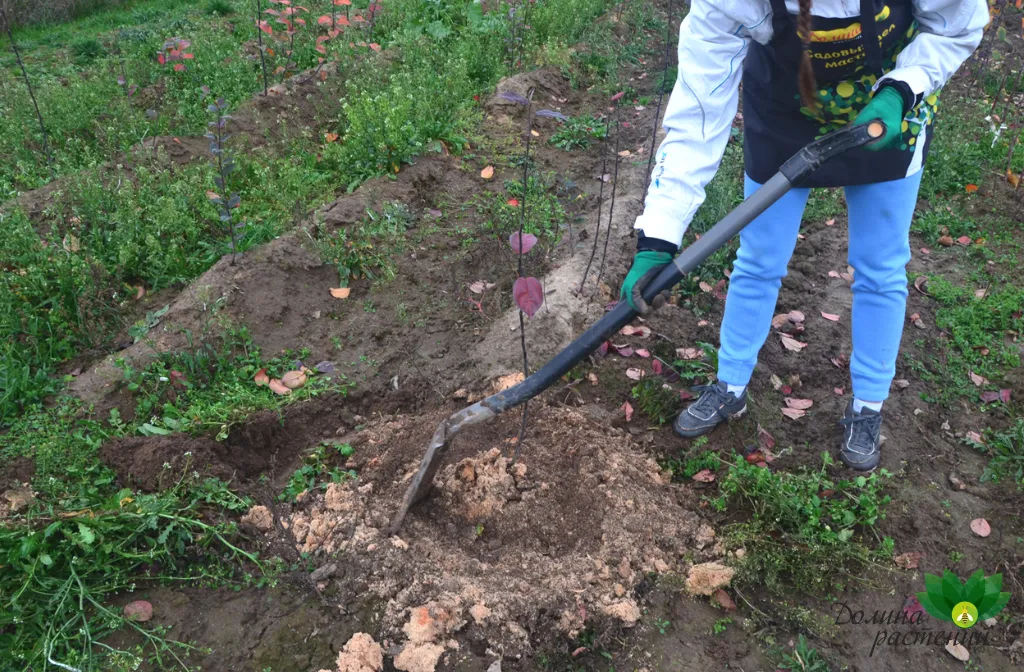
[389,121,886,533]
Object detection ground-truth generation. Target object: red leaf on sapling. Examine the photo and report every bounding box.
[691,469,715,483]
[509,232,537,254]
[513,277,543,317]
[318,14,333,24]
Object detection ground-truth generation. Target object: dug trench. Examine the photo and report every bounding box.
[87,62,760,669]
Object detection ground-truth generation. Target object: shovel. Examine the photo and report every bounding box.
[389,121,886,533]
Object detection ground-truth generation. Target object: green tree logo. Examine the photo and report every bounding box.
[916,569,1010,627]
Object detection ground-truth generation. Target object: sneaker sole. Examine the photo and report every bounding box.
[674,404,747,439]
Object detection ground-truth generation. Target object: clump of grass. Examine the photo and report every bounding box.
[660,446,718,481]
[712,453,893,594]
[206,0,235,16]
[776,635,832,672]
[279,442,356,501]
[70,36,105,64]
[310,202,414,288]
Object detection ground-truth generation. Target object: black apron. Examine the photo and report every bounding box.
[742,0,938,186]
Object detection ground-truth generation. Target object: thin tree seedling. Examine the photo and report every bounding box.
[205,98,245,264]
[594,91,625,292]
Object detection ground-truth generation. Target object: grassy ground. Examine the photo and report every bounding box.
[1,0,1023,669]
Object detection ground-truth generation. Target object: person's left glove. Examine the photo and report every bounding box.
[620,251,672,315]
[854,85,906,152]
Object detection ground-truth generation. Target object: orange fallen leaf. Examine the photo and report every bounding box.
[965,184,978,193]
[784,397,813,410]
[480,165,495,179]
[894,551,924,569]
[330,287,351,299]
[254,368,270,386]
[281,370,307,389]
[780,334,807,352]
[325,132,339,143]
[820,311,840,322]
[828,270,841,278]
[531,129,539,137]
[825,218,835,226]
[938,235,954,246]
[135,286,146,300]
[1007,170,1020,188]
[206,190,221,201]
[691,469,715,483]
[781,407,806,420]
[621,400,634,421]
[970,518,991,537]
[969,371,988,386]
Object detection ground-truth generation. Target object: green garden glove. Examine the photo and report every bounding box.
[854,85,905,152]
[620,251,672,315]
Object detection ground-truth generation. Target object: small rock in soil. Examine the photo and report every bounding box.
[393,643,445,672]
[600,600,641,627]
[983,617,998,628]
[2,487,35,513]
[948,473,967,491]
[310,563,337,582]
[241,505,274,532]
[123,600,153,622]
[686,562,736,596]
[320,633,384,672]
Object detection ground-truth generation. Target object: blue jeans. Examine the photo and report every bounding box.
[717,171,923,402]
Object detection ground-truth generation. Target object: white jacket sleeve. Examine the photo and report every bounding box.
[879,0,989,100]
[634,0,767,248]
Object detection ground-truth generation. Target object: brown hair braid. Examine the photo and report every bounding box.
[796,0,819,109]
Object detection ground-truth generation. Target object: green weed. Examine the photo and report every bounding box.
[549,115,607,151]
[712,617,732,635]
[70,37,105,64]
[969,419,1024,487]
[630,376,682,424]
[776,635,831,672]
[206,0,235,16]
[475,172,567,242]
[660,447,718,481]
[311,202,414,287]
[279,442,356,502]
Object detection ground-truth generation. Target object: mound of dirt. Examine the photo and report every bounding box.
[257,404,725,665]
[485,68,570,115]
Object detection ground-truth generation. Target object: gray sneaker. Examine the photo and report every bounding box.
[673,381,747,438]
[838,402,882,471]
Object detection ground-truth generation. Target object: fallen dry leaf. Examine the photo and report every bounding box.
[699,281,713,293]
[820,311,840,322]
[920,247,930,254]
[913,276,929,294]
[135,285,146,300]
[612,344,634,358]
[957,235,972,246]
[268,379,291,395]
[676,347,701,360]
[945,640,970,662]
[480,165,495,179]
[780,334,807,352]
[893,379,910,389]
[769,374,784,390]
[970,518,991,537]
[834,387,844,395]
[758,426,775,452]
[903,595,925,621]
[325,132,339,143]
[587,372,599,386]
[620,325,652,337]
[787,310,805,324]
[281,370,307,389]
[621,401,634,422]
[123,601,153,622]
[625,368,644,381]
[711,589,736,611]
[531,129,540,137]
[825,218,835,226]
[784,397,813,410]
[969,371,989,386]
[635,348,651,358]
[771,313,789,329]
[254,368,270,386]
[828,270,841,278]
[781,407,806,420]
[330,287,351,299]
[831,355,847,369]
[965,431,984,445]
[938,235,954,247]
[691,469,715,483]
[894,551,924,569]
[840,272,854,282]
[1000,389,1012,403]
[980,391,1000,403]
[617,149,631,157]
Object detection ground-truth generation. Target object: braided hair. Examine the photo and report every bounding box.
[796,0,819,109]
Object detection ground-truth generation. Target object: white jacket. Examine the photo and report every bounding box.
[635,0,989,248]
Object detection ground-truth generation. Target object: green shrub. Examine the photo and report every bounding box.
[70,36,105,64]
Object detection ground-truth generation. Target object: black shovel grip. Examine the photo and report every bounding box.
[482,122,884,415]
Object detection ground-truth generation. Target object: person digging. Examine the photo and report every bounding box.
[621,0,988,470]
